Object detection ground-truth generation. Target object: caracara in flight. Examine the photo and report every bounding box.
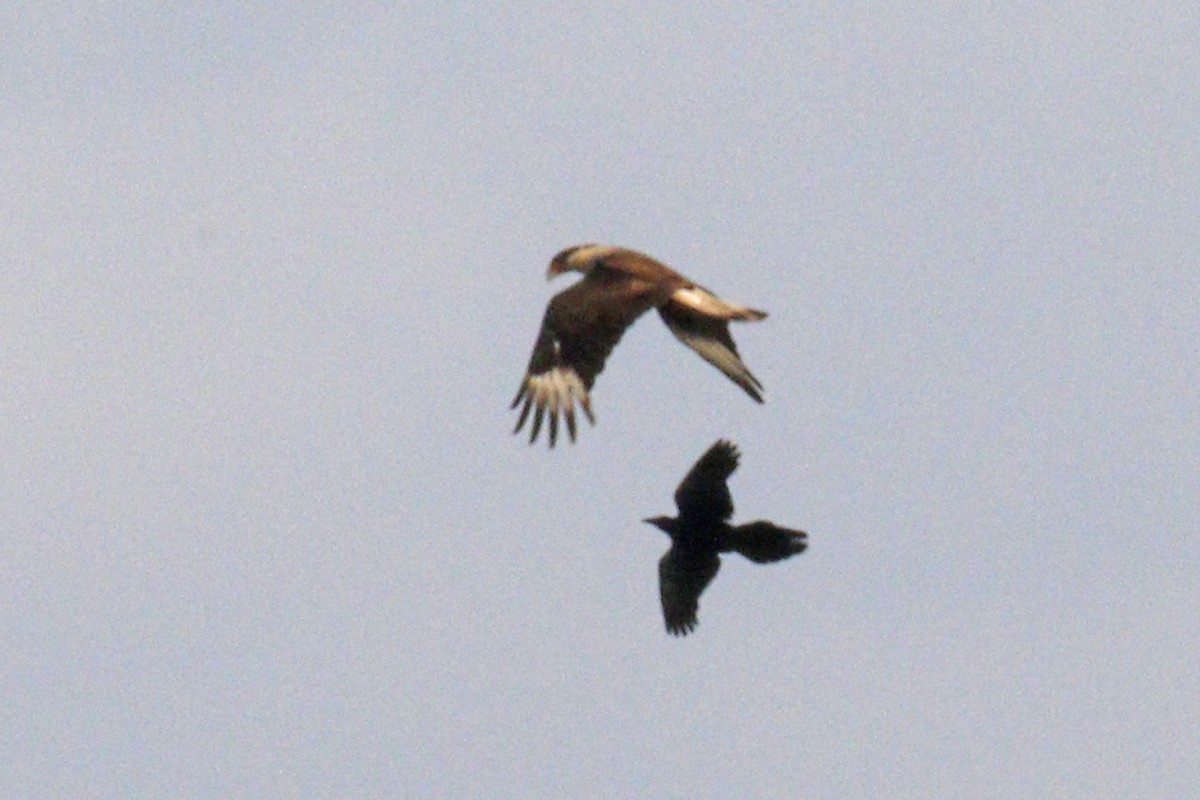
[644,440,808,636]
[512,244,768,446]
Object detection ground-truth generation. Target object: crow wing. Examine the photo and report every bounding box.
[673,439,739,524]
[658,547,721,636]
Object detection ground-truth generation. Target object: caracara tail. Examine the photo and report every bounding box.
[668,285,768,321]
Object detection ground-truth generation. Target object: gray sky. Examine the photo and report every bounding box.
[3,4,1198,798]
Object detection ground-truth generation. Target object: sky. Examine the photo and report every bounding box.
[2,3,1198,798]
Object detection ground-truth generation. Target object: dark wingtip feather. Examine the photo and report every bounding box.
[712,439,741,471]
[513,395,533,434]
[667,620,696,636]
[529,405,545,444]
[739,369,765,403]
[510,383,527,409]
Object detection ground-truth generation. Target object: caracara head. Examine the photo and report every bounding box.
[642,516,677,535]
[546,243,611,280]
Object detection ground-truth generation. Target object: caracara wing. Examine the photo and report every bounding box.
[673,439,740,524]
[658,548,720,636]
[586,246,689,286]
[512,274,658,446]
[658,300,764,403]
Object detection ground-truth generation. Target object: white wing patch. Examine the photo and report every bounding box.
[512,364,596,446]
[526,366,589,412]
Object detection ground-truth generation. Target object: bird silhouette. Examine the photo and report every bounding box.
[644,440,808,636]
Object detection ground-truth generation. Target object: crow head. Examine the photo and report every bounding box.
[642,516,677,536]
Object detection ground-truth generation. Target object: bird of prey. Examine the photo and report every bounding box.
[512,244,768,447]
[644,440,808,636]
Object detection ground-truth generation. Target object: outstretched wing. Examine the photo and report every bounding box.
[673,439,739,524]
[512,273,657,446]
[658,548,721,636]
[658,299,764,403]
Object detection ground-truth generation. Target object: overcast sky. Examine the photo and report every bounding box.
[3,4,1198,798]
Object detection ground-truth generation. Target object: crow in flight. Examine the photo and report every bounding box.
[644,440,808,636]
[512,245,767,447]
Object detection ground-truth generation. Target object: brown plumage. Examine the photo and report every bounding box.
[644,440,808,636]
[512,244,767,447]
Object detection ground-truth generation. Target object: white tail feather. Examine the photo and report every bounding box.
[671,287,767,321]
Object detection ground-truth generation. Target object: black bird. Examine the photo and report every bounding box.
[644,440,808,636]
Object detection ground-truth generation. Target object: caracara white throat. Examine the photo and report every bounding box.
[511,244,769,446]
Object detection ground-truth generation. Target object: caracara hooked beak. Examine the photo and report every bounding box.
[546,246,578,280]
[546,243,606,280]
